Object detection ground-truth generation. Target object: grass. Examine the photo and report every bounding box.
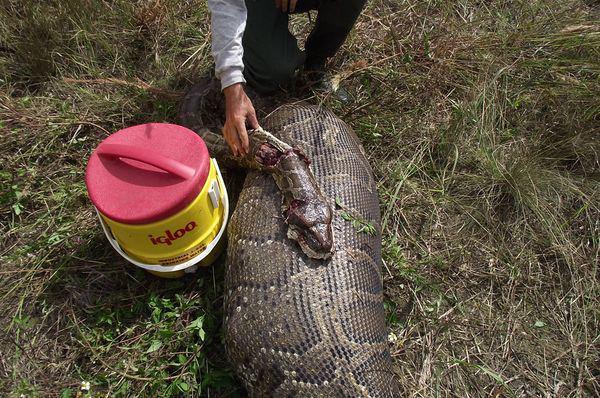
[1,0,599,396]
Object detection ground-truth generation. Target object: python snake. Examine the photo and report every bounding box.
[180,84,399,397]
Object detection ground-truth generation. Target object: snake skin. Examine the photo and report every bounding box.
[222,104,399,397]
[178,81,334,259]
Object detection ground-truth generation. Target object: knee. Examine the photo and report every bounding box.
[264,60,298,83]
[243,55,299,93]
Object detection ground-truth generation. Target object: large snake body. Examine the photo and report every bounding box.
[180,87,399,397]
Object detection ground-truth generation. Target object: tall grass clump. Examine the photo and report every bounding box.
[338,1,599,395]
[0,0,212,86]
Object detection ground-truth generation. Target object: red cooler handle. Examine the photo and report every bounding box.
[97,144,195,180]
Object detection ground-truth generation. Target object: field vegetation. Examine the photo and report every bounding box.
[1,0,598,396]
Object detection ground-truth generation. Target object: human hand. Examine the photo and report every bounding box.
[274,0,298,13]
[222,83,259,157]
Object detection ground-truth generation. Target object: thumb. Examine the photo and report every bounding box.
[248,109,259,129]
[236,119,250,156]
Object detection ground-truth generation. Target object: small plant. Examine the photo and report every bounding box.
[335,197,377,235]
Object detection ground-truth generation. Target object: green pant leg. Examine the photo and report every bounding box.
[242,0,305,93]
[305,0,367,66]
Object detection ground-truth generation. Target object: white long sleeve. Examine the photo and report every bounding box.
[207,0,247,90]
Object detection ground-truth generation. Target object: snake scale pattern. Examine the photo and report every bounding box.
[180,90,399,396]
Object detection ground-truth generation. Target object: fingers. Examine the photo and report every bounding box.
[236,119,250,156]
[223,117,251,157]
[289,0,298,12]
[248,108,259,130]
[222,83,258,157]
[223,123,242,157]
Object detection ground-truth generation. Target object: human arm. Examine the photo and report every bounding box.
[208,0,259,156]
[207,0,246,89]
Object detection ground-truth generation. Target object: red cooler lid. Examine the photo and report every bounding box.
[86,123,210,225]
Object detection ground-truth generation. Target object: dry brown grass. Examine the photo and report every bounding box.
[1,0,598,396]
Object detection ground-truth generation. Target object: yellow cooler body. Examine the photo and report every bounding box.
[98,159,228,278]
[86,123,229,278]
